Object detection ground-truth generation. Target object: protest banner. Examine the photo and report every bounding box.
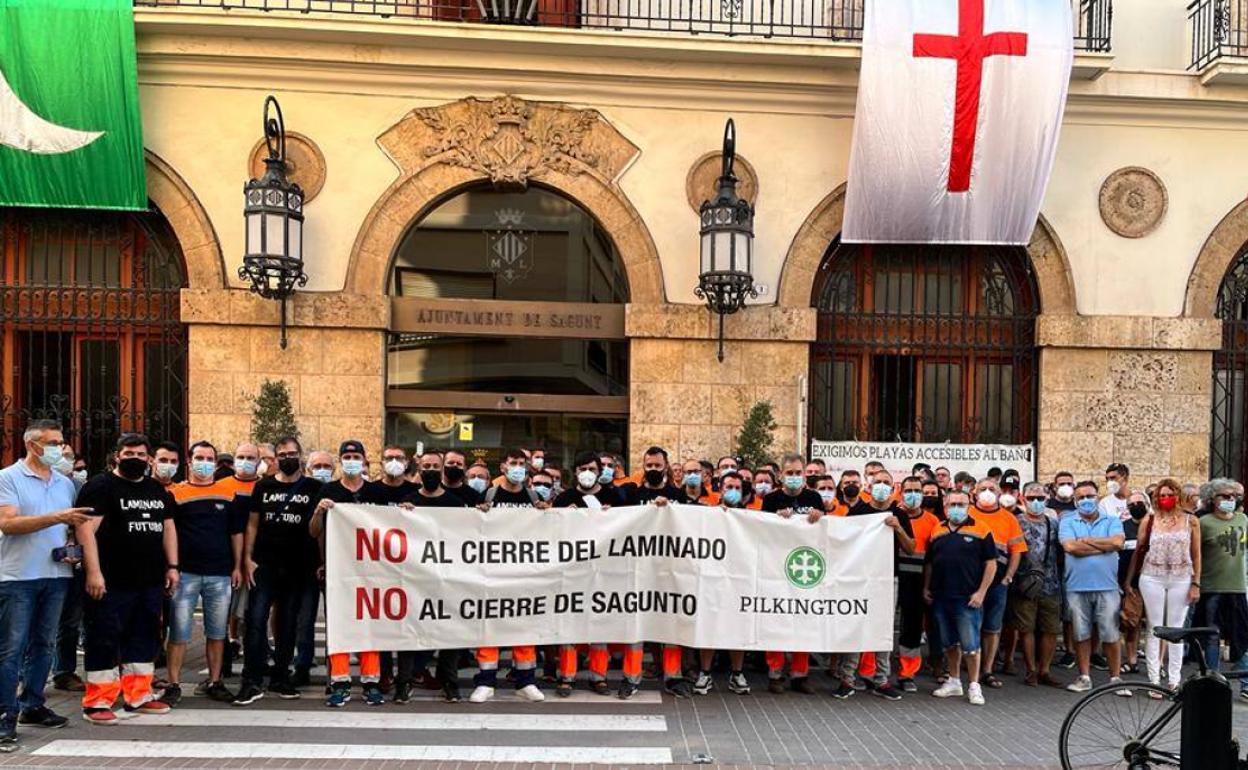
[325,503,894,655]
[810,440,1035,483]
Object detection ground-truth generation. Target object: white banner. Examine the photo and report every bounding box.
[325,503,894,655]
[842,0,1073,244]
[810,440,1035,483]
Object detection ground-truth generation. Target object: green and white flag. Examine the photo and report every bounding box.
[0,0,146,210]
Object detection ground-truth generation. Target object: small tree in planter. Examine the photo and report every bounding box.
[251,379,299,445]
[734,400,777,468]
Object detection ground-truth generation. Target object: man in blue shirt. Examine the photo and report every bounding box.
[0,420,92,751]
[1059,480,1127,694]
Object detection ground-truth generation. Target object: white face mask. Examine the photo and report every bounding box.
[1107,480,1122,496]
[577,470,598,489]
[256,460,270,477]
[531,457,545,470]
[72,469,87,484]
[977,490,998,509]
[154,462,178,480]
[384,459,407,478]
[1056,484,1074,500]
[998,493,1018,509]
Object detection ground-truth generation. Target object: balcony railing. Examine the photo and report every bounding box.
[1189,0,1248,69]
[136,0,1112,50]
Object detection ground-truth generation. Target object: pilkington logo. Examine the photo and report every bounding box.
[784,546,825,589]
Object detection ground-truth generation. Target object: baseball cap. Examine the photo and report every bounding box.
[338,440,366,456]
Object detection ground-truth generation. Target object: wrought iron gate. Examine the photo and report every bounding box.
[810,241,1039,446]
[1212,246,1248,481]
[0,208,188,472]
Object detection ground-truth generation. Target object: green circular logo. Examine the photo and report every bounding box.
[785,546,826,589]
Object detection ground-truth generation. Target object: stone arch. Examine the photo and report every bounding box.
[776,183,1077,315]
[346,96,663,303]
[144,150,226,290]
[1184,199,1248,318]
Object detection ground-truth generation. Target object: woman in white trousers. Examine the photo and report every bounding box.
[1125,479,1202,695]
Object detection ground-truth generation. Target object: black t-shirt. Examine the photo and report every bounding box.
[1119,516,1141,585]
[1048,497,1077,513]
[171,481,244,577]
[926,519,998,599]
[365,480,419,507]
[317,479,373,505]
[627,484,686,505]
[76,473,175,590]
[250,476,323,575]
[848,500,916,575]
[553,486,623,508]
[487,486,538,508]
[403,490,467,507]
[442,483,483,507]
[761,488,824,514]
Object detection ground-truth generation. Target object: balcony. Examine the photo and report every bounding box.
[1189,0,1248,82]
[136,0,1112,50]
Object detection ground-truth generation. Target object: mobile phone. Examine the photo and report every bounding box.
[52,544,84,563]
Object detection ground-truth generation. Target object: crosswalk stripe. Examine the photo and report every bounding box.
[110,708,666,731]
[34,741,675,763]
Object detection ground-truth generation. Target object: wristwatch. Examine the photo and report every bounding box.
[167,564,180,571]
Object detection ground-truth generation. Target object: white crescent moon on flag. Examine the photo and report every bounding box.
[0,69,103,154]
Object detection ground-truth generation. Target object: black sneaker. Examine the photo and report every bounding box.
[1057,651,1077,669]
[363,684,384,706]
[617,680,640,700]
[157,683,182,708]
[898,678,918,693]
[1090,654,1109,671]
[291,668,312,688]
[269,681,301,700]
[830,681,856,700]
[663,678,693,699]
[205,681,234,703]
[0,716,15,754]
[440,682,462,703]
[18,705,68,729]
[231,682,265,706]
[872,683,903,701]
[393,681,412,704]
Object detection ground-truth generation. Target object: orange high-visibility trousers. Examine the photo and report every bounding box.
[328,651,381,684]
[557,643,609,683]
[474,646,537,688]
[765,651,810,679]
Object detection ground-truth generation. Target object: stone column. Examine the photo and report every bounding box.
[627,304,816,467]
[182,288,388,458]
[1036,315,1221,486]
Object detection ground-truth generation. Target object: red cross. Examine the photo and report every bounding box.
[913,0,1028,193]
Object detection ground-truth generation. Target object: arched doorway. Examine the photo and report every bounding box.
[0,207,188,470]
[810,241,1040,444]
[385,184,629,468]
[1211,245,1248,480]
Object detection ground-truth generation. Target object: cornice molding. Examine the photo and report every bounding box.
[136,9,1248,128]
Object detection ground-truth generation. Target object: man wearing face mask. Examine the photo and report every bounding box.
[1099,463,1132,521]
[1116,490,1152,677]
[968,479,1027,690]
[894,476,939,692]
[816,476,842,516]
[470,448,545,704]
[1194,478,1248,698]
[679,460,717,505]
[1047,471,1077,516]
[841,471,915,701]
[953,471,977,497]
[762,454,829,696]
[835,470,862,516]
[440,450,479,507]
[221,442,261,680]
[163,441,241,706]
[1059,480,1127,694]
[371,446,418,507]
[1007,482,1064,688]
[257,444,277,478]
[152,442,180,487]
[234,437,322,707]
[309,441,384,707]
[290,452,335,687]
[48,443,88,696]
[804,459,827,491]
[625,447,684,506]
[74,433,179,724]
[753,469,775,503]
[466,463,491,498]
[693,471,751,696]
[553,452,621,510]
[923,490,997,706]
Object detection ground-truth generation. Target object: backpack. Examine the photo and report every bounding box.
[484,485,540,505]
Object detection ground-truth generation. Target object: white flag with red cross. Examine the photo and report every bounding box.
[842,0,1073,245]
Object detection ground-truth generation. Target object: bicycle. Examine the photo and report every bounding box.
[1058,625,1248,770]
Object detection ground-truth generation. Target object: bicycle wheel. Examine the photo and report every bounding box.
[1059,682,1182,769]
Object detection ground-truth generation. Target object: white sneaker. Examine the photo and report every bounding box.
[516,684,545,702]
[727,672,751,695]
[1066,675,1093,693]
[468,686,495,703]
[1110,677,1133,697]
[967,682,985,706]
[932,678,964,698]
[692,672,713,696]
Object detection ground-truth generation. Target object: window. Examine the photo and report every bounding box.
[386,185,630,469]
[0,209,188,470]
[1212,247,1248,480]
[810,241,1039,445]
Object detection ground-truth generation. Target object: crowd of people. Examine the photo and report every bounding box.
[1,417,1246,752]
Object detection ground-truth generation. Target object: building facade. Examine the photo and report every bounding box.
[4,0,1248,485]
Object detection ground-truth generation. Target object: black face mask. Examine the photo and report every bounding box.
[842,484,861,500]
[741,480,754,498]
[420,470,442,491]
[118,457,148,481]
[1128,503,1148,520]
[644,469,665,486]
[444,466,465,484]
[922,495,941,509]
[278,457,301,476]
